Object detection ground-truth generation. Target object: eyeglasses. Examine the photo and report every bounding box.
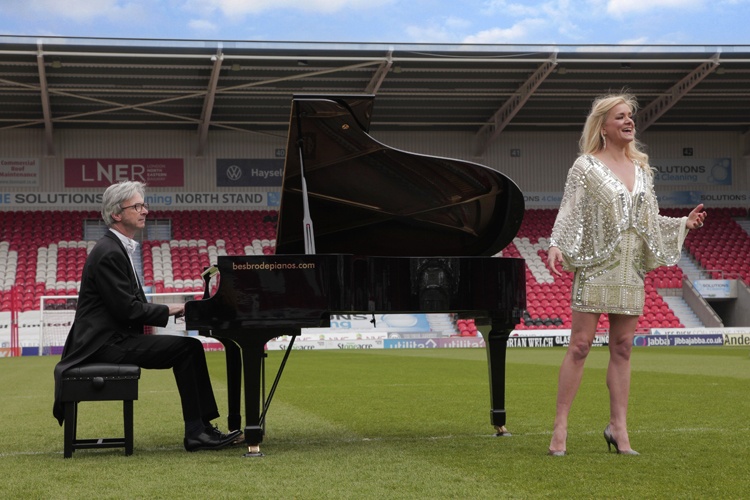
[121,202,150,213]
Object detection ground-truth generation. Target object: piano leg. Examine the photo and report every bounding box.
[240,338,267,457]
[482,322,512,437]
[219,338,243,434]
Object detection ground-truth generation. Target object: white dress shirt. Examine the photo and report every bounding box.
[109,228,141,287]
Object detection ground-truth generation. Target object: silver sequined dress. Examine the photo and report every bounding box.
[549,155,689,315]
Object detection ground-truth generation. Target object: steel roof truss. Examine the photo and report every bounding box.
[197,50,224,156]
[473,53,558,157]
[364,50,393,95]
[36,42,54,155]
[636,53,720,131]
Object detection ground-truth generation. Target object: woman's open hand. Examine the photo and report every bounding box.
[547,246,564,276]
[686,204,707,230]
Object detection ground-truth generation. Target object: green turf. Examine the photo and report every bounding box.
[1,346,748,498]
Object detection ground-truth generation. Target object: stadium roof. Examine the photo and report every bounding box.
[1,36,749,155]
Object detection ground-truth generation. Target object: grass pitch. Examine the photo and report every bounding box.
[1,346,749,498]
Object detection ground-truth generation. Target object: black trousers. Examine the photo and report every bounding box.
[93,333,220,424]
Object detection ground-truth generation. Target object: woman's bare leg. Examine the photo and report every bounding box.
[549,310,600,452]
[605,313,639,452]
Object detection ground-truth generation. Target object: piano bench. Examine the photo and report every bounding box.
[60,363,141,458]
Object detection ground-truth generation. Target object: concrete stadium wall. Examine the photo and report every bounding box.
[710,280,750,327]
[0,127,748,209]
[379,129,749,207]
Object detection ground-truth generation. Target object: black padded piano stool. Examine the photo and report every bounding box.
[61,363,141,458]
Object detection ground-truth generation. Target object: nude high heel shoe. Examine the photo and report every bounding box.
[603,425,639,455]
[548,430,567,456]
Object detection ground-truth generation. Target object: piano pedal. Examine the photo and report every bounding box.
[243,444,265,458]
[494,425,512,437]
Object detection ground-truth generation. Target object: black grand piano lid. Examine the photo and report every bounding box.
[275,95,525,257]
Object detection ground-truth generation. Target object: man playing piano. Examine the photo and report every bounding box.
[53,181,239,452]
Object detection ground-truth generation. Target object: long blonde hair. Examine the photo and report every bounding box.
[579,93,649,168]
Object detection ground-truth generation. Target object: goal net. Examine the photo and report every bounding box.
[38,292,199,356]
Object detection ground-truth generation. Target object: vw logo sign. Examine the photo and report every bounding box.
[226,164,243,181]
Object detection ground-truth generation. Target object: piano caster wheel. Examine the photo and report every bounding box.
[243,445,265,458]
[494,425,512,437]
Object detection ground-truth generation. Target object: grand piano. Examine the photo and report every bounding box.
[185,95,526,456]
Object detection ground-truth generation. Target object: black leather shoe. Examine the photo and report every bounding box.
[206,425,243,444]
[183,430,236,452]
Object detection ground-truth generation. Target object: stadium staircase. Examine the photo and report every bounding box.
[678,249,704,283]
[662,295,704,328]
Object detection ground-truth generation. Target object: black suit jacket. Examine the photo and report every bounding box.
[53,231,169,424]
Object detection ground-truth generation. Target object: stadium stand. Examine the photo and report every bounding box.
[505,206,750,332]
[2,208,749,336]
[0,209,277,311]
[679,207,750,283]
